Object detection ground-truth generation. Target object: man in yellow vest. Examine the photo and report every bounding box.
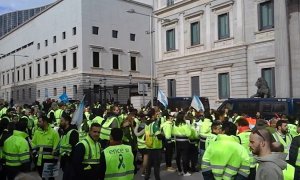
[202,121,250,180]
[272,120,292,160]
[250,128,287,180]
[73,123,101,180]
[100,106,120,148]
[32,114,60,180]
[59,112,79,180]
[3,118,31,180]
[99,128,134,180]
[289,123,300,179]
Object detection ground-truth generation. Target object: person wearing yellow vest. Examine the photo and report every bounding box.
[134,116,148,176]
[250,128,287,180]
[100,106,120,148]
[172,111,192,176]
[144,108,164,180]
[3,118,31,180]
[99,128,134,180]
[47,102,57,125]
[161,113,175,172]
[289,123,300,180]
[202,122,250,180]
[59,112,79,180]
[187,113,200,173]
[73,123,101,180]
[31,114,60,180]
[54,104,64,126]
[272,120,292,160]
[205,120,222,149]
[236,118,256,180]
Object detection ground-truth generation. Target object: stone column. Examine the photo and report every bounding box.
[274,0,291,97]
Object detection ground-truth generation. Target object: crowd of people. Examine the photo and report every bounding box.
[0,99,299,180]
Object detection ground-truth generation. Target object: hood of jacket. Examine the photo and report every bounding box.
[255,152,287,170]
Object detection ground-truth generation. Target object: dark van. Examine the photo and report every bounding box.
[149,97,210,112]
[217,98,300,120]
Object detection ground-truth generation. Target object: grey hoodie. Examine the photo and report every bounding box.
[255,152,287,180]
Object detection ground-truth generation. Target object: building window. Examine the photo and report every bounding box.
[62,31,66,39]
[73,85,77,95]
[2,74,4,85]
[22,89,25,100]
[130,56,137,71]
[45,40,48,47]
[17,70,20,81]
[28,88,31,99]
[37,43,40,50]
[73,52,77,68]
[167,79,176,97]
[63,86,66,94]
[218,13,230,40]
[93,52,100,67]
[37,90,40,98]
[259,1,274,31]
[218,72,230,99]
[29,66,32,79]
[53,36,56,43]
[7,74,9,84]
[191,76,200,96]
[12,72,14,83]
[73,27,76,35]
[166,29,175,51]
[45,88,48,98]
[262,67,275,97]
[191,21,200,46]
[37,64,40,77]
[92,26,99,35]
[45,61,48,75]
[167,0,174,6]
[53,88,57,96]
[112,30,118,38]
[22,69,25,80]
[130,33,135,41]
[113,54,119,69]
[53,58,57,73]
[62,55,66,71]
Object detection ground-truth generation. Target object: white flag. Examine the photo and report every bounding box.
[71,96,85,128]
[191,96,204,112]
[157,89,168,107]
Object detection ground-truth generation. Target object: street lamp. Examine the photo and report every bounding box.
[126,9,171,107]
[0,53,29,102]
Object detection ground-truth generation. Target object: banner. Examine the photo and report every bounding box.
[191,96,204,112]
[157,89,168,108]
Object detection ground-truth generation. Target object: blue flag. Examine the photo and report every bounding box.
[59,92,69,103]
[71,96,85,128]
[157,89,168,107]
[191,95,204,112]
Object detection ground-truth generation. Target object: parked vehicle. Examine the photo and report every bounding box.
[217,98,300,120]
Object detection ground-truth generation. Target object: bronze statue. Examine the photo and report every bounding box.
[251,77,270,98]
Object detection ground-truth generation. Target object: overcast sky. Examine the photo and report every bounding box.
[0,0,56,15]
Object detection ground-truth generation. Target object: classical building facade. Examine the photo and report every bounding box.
[154,0,300,108]
[0,0,152,105]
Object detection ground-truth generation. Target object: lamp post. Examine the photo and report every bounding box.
[129,73,132,104]
[0,53,29,102]
[126,9,170,107]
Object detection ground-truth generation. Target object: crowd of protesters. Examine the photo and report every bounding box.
[0,98,299,180]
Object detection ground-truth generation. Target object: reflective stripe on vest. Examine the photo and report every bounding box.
[81,137,101,165]
[100,117,118,140]
[60,129,77,156]
[272,132,292,155]
[3,151,30,166]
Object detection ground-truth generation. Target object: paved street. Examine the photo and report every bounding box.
[134,163,204,180]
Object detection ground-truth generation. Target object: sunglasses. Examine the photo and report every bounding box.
[252,129,265,141]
